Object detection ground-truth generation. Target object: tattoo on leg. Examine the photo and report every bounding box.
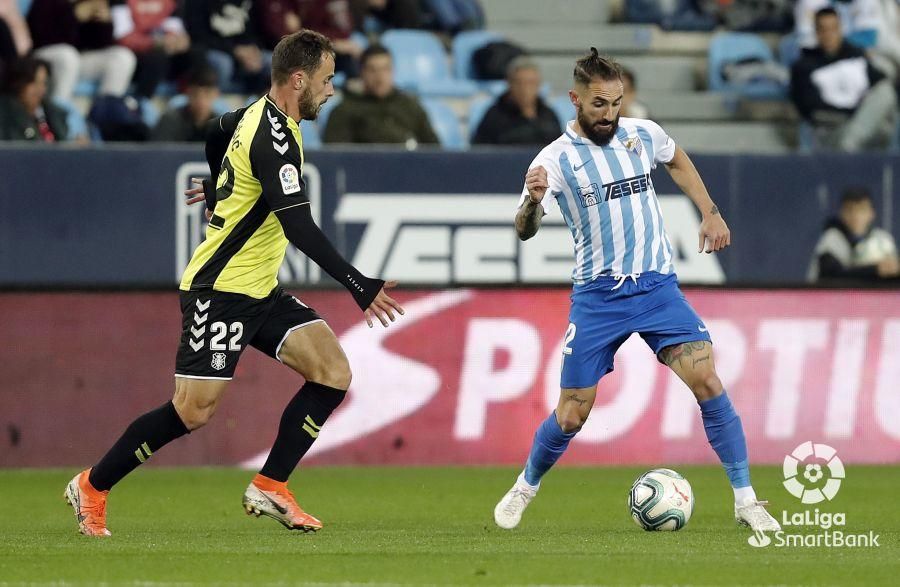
[660,341,708,368]
[564,392,588,407]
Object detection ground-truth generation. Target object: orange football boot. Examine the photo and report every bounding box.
[242,473,322,532]
[64,469,111,537]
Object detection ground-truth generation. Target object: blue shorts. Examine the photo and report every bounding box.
[560,272,712,389]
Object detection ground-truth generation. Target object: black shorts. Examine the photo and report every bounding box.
[174,288,323,380]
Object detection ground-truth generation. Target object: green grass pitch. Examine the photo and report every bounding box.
[1,466,897,585]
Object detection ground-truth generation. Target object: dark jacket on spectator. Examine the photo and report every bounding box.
[151,105,215,141]
[808,216,898,282]
[0,94,67,140]
[258,0,354,49]
[323,89,438,145]
[472,91,560,145]
[348,0,420,31]
[28,0,115,51]
[790,41,884,122]
[185,0,257,53]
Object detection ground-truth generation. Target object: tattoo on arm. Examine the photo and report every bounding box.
[515,198,543,240]
[709,205,719,216]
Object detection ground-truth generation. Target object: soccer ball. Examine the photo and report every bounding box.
[628,468,694,531]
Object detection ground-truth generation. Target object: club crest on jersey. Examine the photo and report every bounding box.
[280,164,301,195]
[211,352,227,371]
[623,135,643,156]
[578,183,601,208]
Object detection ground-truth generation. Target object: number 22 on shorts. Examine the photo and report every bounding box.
[562,323,576,356]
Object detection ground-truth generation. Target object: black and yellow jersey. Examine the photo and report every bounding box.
[180,96,309,299]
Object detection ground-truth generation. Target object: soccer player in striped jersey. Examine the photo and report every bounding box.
[494,49,780,533]
[64,30,404,537]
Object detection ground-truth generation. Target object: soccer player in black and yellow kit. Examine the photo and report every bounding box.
[64,30,404,537]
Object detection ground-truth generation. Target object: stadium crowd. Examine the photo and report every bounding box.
[0,0,899,152]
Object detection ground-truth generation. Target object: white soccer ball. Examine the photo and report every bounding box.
[628,468,694,531]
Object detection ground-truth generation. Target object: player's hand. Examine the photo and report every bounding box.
[877,256,900,277]
[698,212,730,253]
[525,166,549,204]
[184,177,213,221]
[364,281,405,328]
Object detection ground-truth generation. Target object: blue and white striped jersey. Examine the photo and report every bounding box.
[519,117,677,283]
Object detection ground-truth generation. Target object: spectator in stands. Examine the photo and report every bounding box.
[790,7,897,151]
[0,56,68,141]
[621,67,649,119]
[795,0,900,76]
[323,44,438,146]
[420,0,484,35]
[471,56,560,146]
[111,0,203,98]
[257,0,364,78]
[808,187,900,282]
[0,0,32,65]
[349,0,421,33]
[28,0,137,101]
[184,0,271,93]
[151,65,219,141]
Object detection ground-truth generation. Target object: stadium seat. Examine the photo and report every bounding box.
[17,0,32,15]
[466,95,494,140]
[707,32,786,99]
[778,33,801,69]
[299,120,321,149]
[74,79,99,98]
[317,94,342,135]
[52,98,88,141]
[381,29,477,97]
[452,30,504,79]
[167,94,231,116]
[139,98,160,128]
[422,98,465,149]
[549,95,574,131]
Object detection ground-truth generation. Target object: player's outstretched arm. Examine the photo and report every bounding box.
[664,146,731,254]
[275,204,405,328]
[516,166,548,240]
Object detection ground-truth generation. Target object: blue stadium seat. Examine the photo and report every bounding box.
[52,98,88,141]
[381,29,477,97]
[422,99,465,149]
[778,33,801,69]
[300,119,321,149]
[549,95,574,131]
[452,30,503,79]
[317,94,342,134]
[167,94,231,116]
[74,79,99,98]
[708,32,786,99]
[466,95,494,140]
[17,0,32,15]
[139,98,160,128]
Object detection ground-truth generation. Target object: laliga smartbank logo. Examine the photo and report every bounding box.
[747,442,880,549]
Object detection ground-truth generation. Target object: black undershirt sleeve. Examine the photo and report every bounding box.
[275,204,385,310]
[201,107,249,211]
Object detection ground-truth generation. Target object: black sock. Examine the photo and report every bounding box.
[260,381,346,482]
[89,401,190,491]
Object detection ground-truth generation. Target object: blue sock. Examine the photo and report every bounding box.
[523,412,577,486]
[699,392,751,489]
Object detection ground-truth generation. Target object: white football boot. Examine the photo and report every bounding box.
[494,474,539,530]
[735,498,781,532]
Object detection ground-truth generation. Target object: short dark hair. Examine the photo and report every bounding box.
[815,7,839,24]
[2,56,51,96]
[360,44,391,69]
[574,47,622,85]
[271,29,335,85]
[841,187,872,206]
[186,64,219,88]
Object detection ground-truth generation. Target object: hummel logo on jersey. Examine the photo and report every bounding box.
[267,108,289,155]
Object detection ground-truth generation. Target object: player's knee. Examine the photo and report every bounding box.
[690,373,723,402]
[172,394,219,430]
[304,355,352,390]
[557,409,586,434]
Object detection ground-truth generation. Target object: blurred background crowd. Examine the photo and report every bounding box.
[1,0,899,155]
